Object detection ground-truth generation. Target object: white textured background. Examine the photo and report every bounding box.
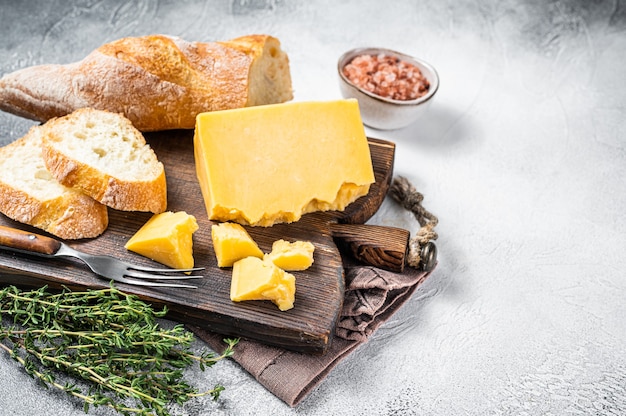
[1,1,625,415]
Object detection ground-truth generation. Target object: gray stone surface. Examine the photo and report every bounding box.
[1,0,625,415]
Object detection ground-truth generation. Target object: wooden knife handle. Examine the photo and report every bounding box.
[330,223,410,273]
[0,225,62,256]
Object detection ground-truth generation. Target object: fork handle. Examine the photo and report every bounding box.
[0,225,62,256]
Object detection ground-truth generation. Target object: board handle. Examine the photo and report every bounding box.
[330,223,410,273]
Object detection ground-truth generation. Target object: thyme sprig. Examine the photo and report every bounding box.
[0,284,238,416]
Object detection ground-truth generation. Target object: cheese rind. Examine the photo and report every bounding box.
[211,222,264,267]
[194,99,375,226]
[124,211,198,269]
[264,239,315,271]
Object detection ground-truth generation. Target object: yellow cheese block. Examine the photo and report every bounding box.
[211,222,264,267]
[264,239,315,271]
[125,211,198,269]
[194,99,375,226]
[230,256,296,311]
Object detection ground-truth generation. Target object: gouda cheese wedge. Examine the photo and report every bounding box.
[194,99,375,226]
[211,222,264,267]
[124,211,198,270]
[264,239,315,271]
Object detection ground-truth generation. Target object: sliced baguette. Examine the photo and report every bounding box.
[0,125,108,239]
[41,108,167,213]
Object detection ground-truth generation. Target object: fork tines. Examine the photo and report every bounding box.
[125,265,205,280]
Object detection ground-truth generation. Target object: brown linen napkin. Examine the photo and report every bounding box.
[189,256,435,407]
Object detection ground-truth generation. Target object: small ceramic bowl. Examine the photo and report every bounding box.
[338,47,439,130]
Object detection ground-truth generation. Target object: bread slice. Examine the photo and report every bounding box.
[41,108,167,213]
[0,125,108,239]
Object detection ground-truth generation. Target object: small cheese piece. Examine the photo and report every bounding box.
[194,99,375,226]
[264,239,315,271]
[211,222,264,267]
[230,256,296,311]
[261,272,296,311]
[125,211,199,270]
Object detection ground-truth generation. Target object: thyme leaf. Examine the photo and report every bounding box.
[0,284,238,416]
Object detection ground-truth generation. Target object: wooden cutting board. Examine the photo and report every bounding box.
[0,130,404,355]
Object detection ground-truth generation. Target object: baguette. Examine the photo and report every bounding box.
[41,108,167,213]
[0,34,293,132]
[0,125,108,239]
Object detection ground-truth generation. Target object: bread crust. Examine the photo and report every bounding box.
[0,34,293,131]
[41,109,167,214]
[41,145,167,214]
[0,127,108,240]
[0,185,109,240]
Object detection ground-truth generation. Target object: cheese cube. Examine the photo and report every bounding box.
[264,239,315,271]
[211,222,264,267]
[194,99,375,227]
[230,256,296,311]
[125,211,198,270]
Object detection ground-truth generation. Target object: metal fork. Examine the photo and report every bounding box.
[0,225,202,288]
